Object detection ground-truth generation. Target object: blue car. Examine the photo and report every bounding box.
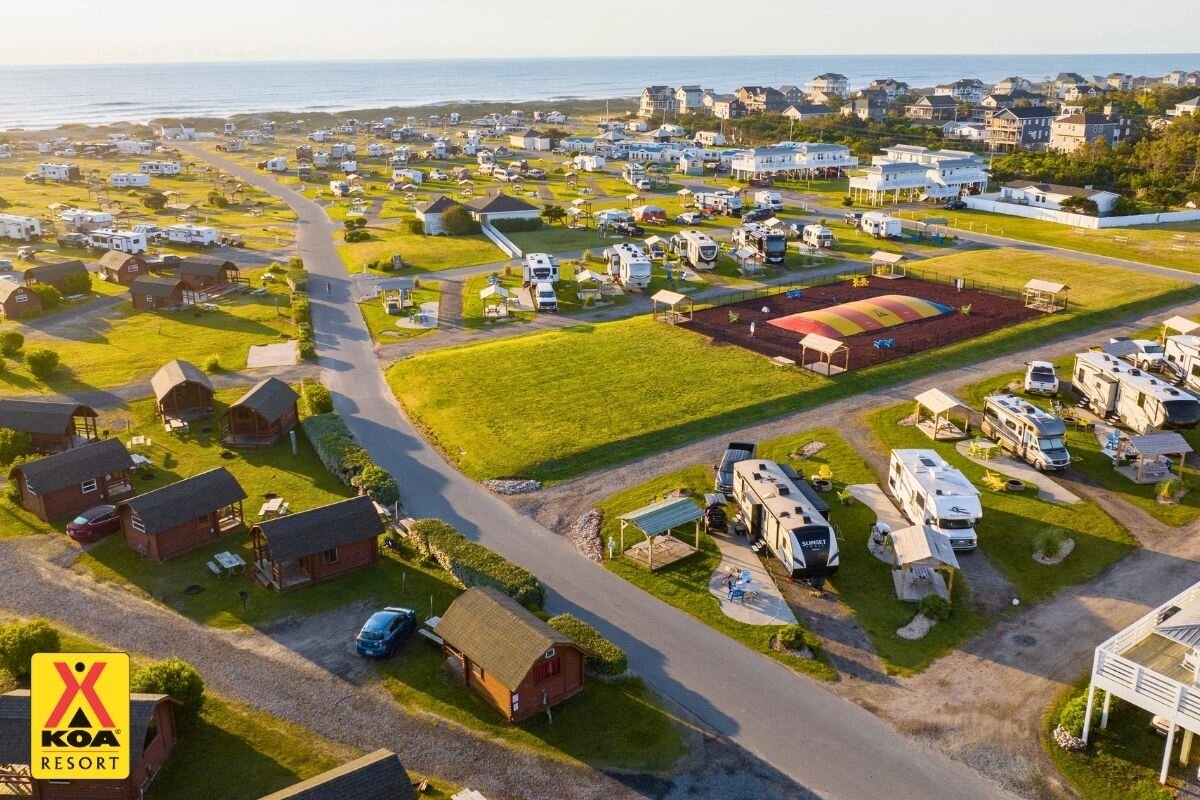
[355,607,416,657]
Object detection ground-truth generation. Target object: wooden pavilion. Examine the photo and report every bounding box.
[890,525,959,602]
[799,333,849,376]
[1023,279,1069,313]
[914,388,971,441]
[1114,432,1192,485]
[618,496,703,571]
[651,289,693,324]
[871,251,907,279]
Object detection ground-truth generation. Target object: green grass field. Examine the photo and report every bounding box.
[390,249,1197,482]
[335,222,503,274]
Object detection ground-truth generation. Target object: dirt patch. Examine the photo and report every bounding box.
[684,277,1040,370]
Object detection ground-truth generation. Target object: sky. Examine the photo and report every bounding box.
[3,0,1199,65]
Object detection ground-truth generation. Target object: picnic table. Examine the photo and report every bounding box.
[258,497,289,517]
[372,500,393,519]
[213,551,246,575]
[130,435,151,448]
[969,440,1001,460]
[131,453,152,467]
[165,418,189,434]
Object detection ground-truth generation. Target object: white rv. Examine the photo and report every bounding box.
[731,459,839,585]
[980,394,1071,471]
[860,211,903,239]
[1072,351,1200,433]
[522,253,559,284]
[163,224,218,246]
[88,229,148,254]
[38,162,80,182]
[604,243,653,289]
[801,224,835,249]
[1164,335,1200,391]
[693,190,743,217]
[59,209,112,230]
[329,180,350,197]
[0,214,42,241]
[670,230,718,270]
[733,223,787,265]
[109,172,151,188]
[114,140,153,155]
[449,113,461,126]
[259,157,287,172]
[575,155,606,172]
[312,152,331,168]
[887,449,981,551]
[622,163,647,187]
[753,190,783,211]
[139,160,182,176]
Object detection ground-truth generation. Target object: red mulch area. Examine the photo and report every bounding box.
[683,277,1042,371]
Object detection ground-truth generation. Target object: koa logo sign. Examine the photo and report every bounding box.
[30,652,129,780]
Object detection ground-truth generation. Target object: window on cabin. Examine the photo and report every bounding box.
[143,719,158,750]
[80,479,98,494]
[131,517,145,533]
[322,548,338,564]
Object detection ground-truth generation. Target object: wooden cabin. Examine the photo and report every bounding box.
[251,496,383,591]
[0,398,98,453]
[436,586,586,722]
[129,276,193,310]
[9,439,136,523]
[219,377,299,447]
[177,256,242,291]
[0,690,179,800]
[118,468,247,561]
[259,749,417,800]
[22,260,89,294]
[98,251,148,285]
[0,280,41,319]
[151,359,214,421]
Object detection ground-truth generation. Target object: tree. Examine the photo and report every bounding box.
[541,204,567,226]
[25,348,60,380]
[28,284,61,310]
[1059,195,1099,216]
[352,464,400,505]
[141,192,168,211]
[0,427,30,466]
[0,619,60,678]
[62,270,91,296]
[131,658,205,727]
[0,330,24,357]
[441,204,479,235]
[206,190,230,209]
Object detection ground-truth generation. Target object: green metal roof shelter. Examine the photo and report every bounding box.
[618,496,703,571]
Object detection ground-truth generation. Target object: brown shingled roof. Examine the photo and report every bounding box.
[0,397,96,435]
[119,468,246,534]
[150,359,213,402]
[228,377,298,422]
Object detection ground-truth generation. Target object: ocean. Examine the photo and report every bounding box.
[1,54,1196,130]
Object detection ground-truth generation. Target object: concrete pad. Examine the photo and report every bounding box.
[848,484,910,565]
[954,441,1082,504]
[707,534,797,626]
[246,340,299,368]
[395,300,440,330]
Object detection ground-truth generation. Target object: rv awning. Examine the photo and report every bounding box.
[871,251,906,265]
[619,497,703,537]
[1128,433,1193,459]
[914,388,966,416]
[651,289,689,307]
[479,284,509,300]
[892,525,960,569]
[1164,316,1200,336]
[799,333,845,356]
[1024,279,1068,294]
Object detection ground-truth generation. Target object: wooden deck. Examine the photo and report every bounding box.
[622,536,698,571]
[1122,633,1195,684]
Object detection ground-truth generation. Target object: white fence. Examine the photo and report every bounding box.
[962,194,1200,229]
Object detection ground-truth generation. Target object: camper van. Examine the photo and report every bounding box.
[670,230,718,269]
[860,211,903,239]
[694,190,743,217]
[734,224,787,265]
[753,190,783,211]
[1024,361,1059,395]
[801,224,835,249]
[1072,351,1200,433]
[523,253,559,284]
[887,449,981,551]
[1164,335,1200,390]
[604,243,652,289]
[980,394,1071,471]
[532,282,558,312]
[731,459,839,585]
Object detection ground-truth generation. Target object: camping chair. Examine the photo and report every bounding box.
[836,489,853,506]
[960,304,972,316]
[982,471,1007,492]
[811,464,833,483]
[852,276,870,288]
[728,310,739,324]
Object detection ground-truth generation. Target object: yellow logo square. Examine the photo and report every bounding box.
[30,652,130,780]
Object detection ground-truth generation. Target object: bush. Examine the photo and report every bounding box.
[25,348,60,380]
[841,196,854,207]
[300,378,333,416]
[141,192,168,211]
[918,594,952,621]
[1034,527,1069,557]
[547,614,627,675]
[297,339,316,361]
[401,519,544,607]
[288,257,304,270]
[285,268,307,293]
[203,354,221,373]
[0,619,60,678]
[0,331,24,357]
[407,218,426,235]
[352,465,400,505]
[441,205,479,235]
[1058,692,1102,738]
[343,229,370,243]
[30,283,61,310]
[62,270,91,296]
[131,658,205,728]
[775,624,815,652]
[0,427,31,466]
[206,191,229,209]
[301,412,392,489]
[491,217,542,233]
[291,293,310,326]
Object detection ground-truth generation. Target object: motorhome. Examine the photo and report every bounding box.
[59,209,112,231]
[670,230,718,269]
[449,113,461,126]
[1164,335,1200,390]
[1072,351,1200,433]
[604,243,653,289]
[980,394,1071,471]
[88,229,148,254]
[109,172,151,188]
[532,282,558,312]
[860,211,903,239]
[330,180,350,197]
[1024,361,1059,395]
[622,163,647,187]
[139,160,182,176]
[888,449,981,551]
[522,253,559,284]
[163,224,218,246]
[734,224,787,265]
[754,190,783,211]
[801,224,835,249]
[694,190,743,217]
[731,459,839,585]
[38,162,80,182]
[0,214,42,241]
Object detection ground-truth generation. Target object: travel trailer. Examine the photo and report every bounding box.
[801,224,835,249]
[980,394,1071,471]
[1164,335,1200,391]
[258,157,287,172]
[887,449,981,551]
[754,190,783,211]
[860,211,903,238]
[0,214,42,241]
[731,459,839,585]
[339,159,358,174]
[734,224,787,265]
[1024,361,1059,395]
[532,282,558,312]
[163,224,218,246]
[622,163,649,188]
[604,243,652,289]
[330,180,350,197]
[522,253,559,284]
[59,208,112,230]
[88,229,148,254]
[38,162,80,182]
[139,160,182,176]
[670,230,718,269]
[109,172,151,188]
[1072,351,1200,433]
[449,113,461,126]
[694,190,743,217]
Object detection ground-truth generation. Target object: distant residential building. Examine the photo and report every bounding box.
[1052,72,1087,98]
[1107,73,1133,91]
[905,95,960,121]
[943,120,986,141]
[675,85,706,115]
[693,131,726,147]
[840,97,887,122]
[711,96,747,120]
[804,89,839,107]
[986,106,1056,151]
[730,142,858,181]
[806,73,849,100]
[1168,96,1200,119]
[865,78,910,101]
[849,145,988,205]
[638,86,677,118]
[933,78,985,105]
[1050,112,1128,153]
[1163,70,1188,87]
[735,86,788,113]
[778,85,805,104]
[1063,83,1107,103]
[994,76,1034,94]
[1186,71,1200,87]
[1000,180,1120,214]
[783,104,834,121]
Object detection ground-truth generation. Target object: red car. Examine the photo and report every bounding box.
[66,505,120,542]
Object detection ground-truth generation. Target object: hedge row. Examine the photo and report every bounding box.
[285,259,315,361]
[301,412,399,505]
[400,518,544,608]
[491,217,543,233]
[547,613,627,675]
[299,378,333,416]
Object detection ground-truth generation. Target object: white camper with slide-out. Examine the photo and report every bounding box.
[860,211,903,239]
[887,449,981,551]
[1073,351,1200,433]
[522,253,559,284]
[604,243,652,289]
[1164,335,1200,391]
[670,230,718,269]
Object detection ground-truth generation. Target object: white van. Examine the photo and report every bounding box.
[533,282,558,312]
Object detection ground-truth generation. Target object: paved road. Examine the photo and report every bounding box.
[186,145,1020,800]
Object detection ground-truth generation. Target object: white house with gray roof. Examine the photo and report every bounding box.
[849,145,989,205]
[730,142,857,181]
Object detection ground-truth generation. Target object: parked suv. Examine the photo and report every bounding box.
[355,607,416,657]
[714,441,757,496]
[843,211,863,227]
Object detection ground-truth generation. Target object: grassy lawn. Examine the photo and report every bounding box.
[1044,682,1177,800]
[358,280,441,342]
[390,249,1197,483]
[335,221,503,274]
[865,402,1137,604]
[598,465,837,682]
[0,266,298,396]
[506,225,628,255]
[756,429,991,675]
